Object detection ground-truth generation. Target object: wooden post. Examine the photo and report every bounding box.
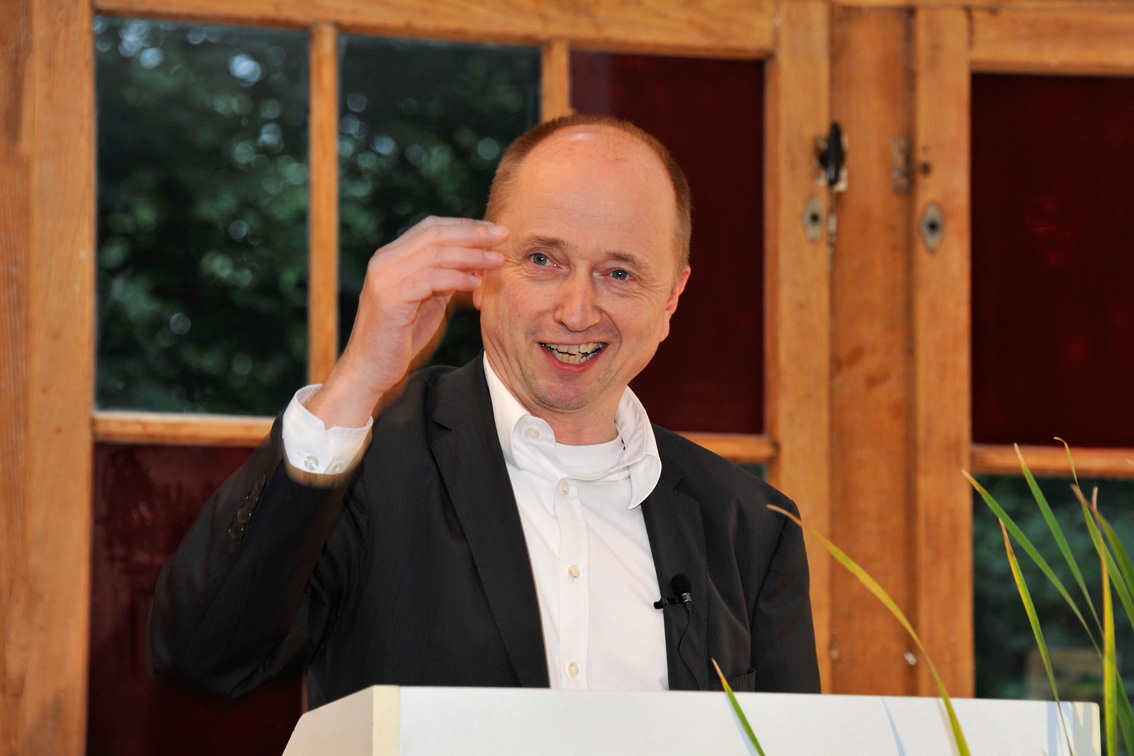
[912,7,973,698]
[309,24,340,384]
[541,40,572,122]
[0,0,95,752]
[765,0,832,691]
[828,5,916,696]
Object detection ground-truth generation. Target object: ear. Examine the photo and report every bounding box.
[659,265,691,342]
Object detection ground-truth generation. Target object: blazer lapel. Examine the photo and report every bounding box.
[430,360,550,688]
[640,466,711,692]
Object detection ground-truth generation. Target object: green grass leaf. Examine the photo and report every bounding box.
[713,658,765,756]
[966,471,1100,654]
[1016,444,1101,630]
[1115,680,1134,756]
[1103,528,1118,756]
[768,504,971,756]
[1075,490,1134,639]
[999,522,1076,756]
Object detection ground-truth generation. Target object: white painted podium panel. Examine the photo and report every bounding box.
[283,686,1099,756]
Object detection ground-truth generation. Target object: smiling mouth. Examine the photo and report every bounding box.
[540,342,606,365]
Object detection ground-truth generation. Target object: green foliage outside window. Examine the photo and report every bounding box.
[96,18,310,415]
[974,475,1134,705]
[336,36,540,367]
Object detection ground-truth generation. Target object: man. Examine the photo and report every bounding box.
[149,114,820,708]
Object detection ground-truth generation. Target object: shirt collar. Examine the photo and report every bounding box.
[483,354,662,508]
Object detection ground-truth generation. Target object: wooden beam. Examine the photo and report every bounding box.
[679,433,777,465]
[971,9,1134,75]
[973,444,1134,479]
[91,0,779,58]
[765,0,833,692]
[1,0,95,752]
[912,7,973,699]
[824,0,1134,10]
[828,5,915,697]
[93,411,273,447]
[309,24,339,385]
[541,40,572,122]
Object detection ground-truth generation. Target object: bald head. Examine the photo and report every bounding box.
[485,114,692,271]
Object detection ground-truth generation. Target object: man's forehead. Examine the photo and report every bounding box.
[525,125,663,167]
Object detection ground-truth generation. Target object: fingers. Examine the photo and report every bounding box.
[388,216,508,257]
[400,267,483,302]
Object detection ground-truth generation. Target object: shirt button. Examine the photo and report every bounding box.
[525,427,540,439]
[567,662,579,678]
[329,462,345,474]
[303,455,319,471]
[567,565,580,580]
[559,480,570,495]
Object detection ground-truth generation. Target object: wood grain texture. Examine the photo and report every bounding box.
[92,0,778,57]
[826,0,1134,9]
[765,0,833,692]
[971,9,1134,75]
[828,6,915,697]
[973,444,1134,479]
[93,412,274,447]
[912,7,973,698]
[309,24,339,385]
[541,40,572,122]
[0,0,97,753]
[0,2,32,751]
[679,433,777,465]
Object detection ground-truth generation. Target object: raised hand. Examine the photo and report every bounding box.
[307,216,507,429]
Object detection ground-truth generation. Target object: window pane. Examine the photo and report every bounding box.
[89,443,301,756]
[96,18,309,415]
[972,74,1134,447]
[973,475,1134,710]
[571,53,765,434]
[337,37,540,364]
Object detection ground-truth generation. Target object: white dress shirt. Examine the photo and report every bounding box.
[280,358,669,690]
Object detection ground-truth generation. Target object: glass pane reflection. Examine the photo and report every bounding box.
[337,36,540,365]
[96,18,309,415]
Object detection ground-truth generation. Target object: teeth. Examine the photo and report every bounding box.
[541,342,605,365]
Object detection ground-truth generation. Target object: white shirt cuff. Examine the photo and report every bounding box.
[281,385,373,476]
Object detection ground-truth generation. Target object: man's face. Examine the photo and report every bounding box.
[474,127,690,441]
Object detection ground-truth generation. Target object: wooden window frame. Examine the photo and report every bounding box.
[964,7,1134,481]
[911,3,1134,702]
[7,1,838,752]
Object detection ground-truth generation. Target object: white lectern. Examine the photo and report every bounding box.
[283,686,1099,756]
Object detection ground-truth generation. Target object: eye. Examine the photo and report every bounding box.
[611,268,631,281]
[529,252,551,266]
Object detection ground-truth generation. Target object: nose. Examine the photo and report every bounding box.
[554,271,601,332]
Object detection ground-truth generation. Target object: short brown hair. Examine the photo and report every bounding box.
[484,114,692,270]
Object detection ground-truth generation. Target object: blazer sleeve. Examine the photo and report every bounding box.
[749,499,822,693]
[148,417,368,697]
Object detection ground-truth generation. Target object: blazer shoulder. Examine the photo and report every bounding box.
[651,424,799,517]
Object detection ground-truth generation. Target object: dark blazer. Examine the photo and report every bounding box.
[149,358,820,708]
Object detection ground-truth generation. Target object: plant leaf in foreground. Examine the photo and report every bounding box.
[767,504,971,756]
[1075,490,1134,640]
[712,658,765,756]
[1016,444,1101,631]
[965,472,1099,653]
[999,522,1076,756]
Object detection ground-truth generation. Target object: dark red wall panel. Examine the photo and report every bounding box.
[571,53,766,434]
[972,74,1134,448]
[89,443,301,756]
